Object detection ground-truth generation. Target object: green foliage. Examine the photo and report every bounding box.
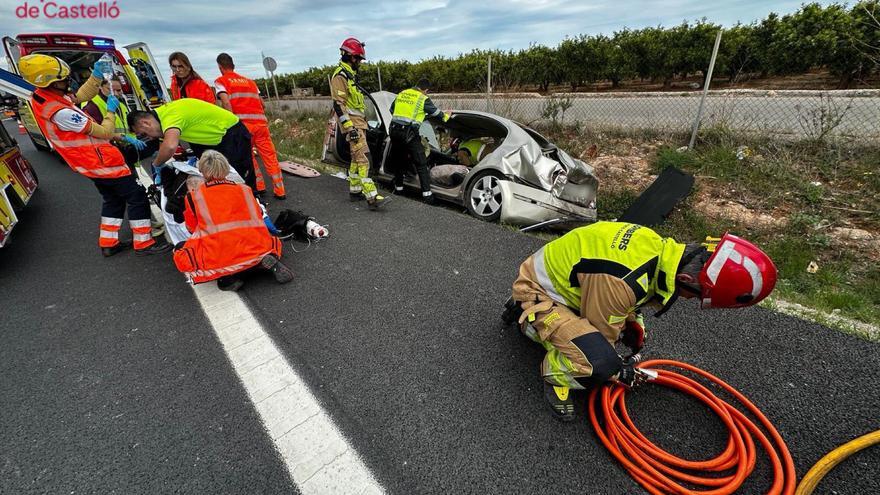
[258,3,880,95]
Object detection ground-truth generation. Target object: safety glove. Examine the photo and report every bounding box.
[620,312,647,355]
[123,135,147,150]
[105,95,120,113]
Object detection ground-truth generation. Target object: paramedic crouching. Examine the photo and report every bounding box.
[127,98,256,190]
[172,151,293,291]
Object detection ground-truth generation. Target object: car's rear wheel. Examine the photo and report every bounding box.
[465,171,504,222]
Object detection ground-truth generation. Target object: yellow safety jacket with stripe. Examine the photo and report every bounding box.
[534,222,686,311]
[83,95,132,138]
[391,88,449,127]
[330,62,365,129]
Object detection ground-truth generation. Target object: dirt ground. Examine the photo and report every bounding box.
[581,140,880,260]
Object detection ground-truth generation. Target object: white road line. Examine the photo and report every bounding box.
[192,283,385,495]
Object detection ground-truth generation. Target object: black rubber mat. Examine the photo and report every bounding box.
[620,166,694,226]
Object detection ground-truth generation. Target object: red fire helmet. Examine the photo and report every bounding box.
[340,38,366,59]
[698,233,777,309]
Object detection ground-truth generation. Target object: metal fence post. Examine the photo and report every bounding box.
[688,30,723,151]
[377,64,383,92]
[487,55,492,113]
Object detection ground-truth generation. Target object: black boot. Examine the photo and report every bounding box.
[543,382,575,422]
[135,240,172,256]
[101,240,132,258]
[217,275,244,291]
[260,254,294,283]
[367,195,390,210]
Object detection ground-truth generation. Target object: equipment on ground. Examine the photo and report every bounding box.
[794,429,880,495]
[589,359,796,494]
[619,166,693,227]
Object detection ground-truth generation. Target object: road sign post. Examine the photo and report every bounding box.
[262,55,280,100]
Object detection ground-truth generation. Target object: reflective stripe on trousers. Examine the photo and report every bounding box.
[99,216,124,248]
[130,219,155,250]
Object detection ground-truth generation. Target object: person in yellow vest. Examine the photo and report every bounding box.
[388,79,449,204]
[214,53,286,199]
[329,37,387,210]
[454,137,496,167]
[127,99,255,190]
[503,221,777,421]
[81,76,158,168]
[19,54,169,257]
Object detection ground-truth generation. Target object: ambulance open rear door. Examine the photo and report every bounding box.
[124,42,170,108]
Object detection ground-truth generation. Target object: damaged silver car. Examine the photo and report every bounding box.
[321,91,598,228]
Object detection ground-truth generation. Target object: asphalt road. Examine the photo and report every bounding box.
[2,119,879,494]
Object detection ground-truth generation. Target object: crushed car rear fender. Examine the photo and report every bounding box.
[498,180,597,227]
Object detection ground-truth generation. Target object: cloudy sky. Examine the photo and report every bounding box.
[2,0,832,81]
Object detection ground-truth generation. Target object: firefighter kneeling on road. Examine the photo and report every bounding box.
[172,151,293,292]
[389,78,449,204]
[502,221,777,422]
[330,37,387,210]
[20,54,170,257]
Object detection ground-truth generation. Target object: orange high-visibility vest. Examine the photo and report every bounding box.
[215,71,267,124]
[173,180,281,284]
[30,89,130,179]
[170,76,216,103]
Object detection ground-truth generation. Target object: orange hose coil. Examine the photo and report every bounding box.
[588,359,797,495]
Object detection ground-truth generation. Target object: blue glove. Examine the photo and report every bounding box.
[151,164,163,185]
[186,156,198,167]
[91,63,105,79]
[105,95,120,113]
[264,216,280,235]
[123,135,146,150]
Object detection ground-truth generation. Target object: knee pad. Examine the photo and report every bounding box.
[570,332,622,387]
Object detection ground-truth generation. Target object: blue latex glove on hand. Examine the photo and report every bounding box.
[123,135,146,150]
[91,63,105,79]
[151,164,164,185]
[186,156,198,167]
[105,95,120,113]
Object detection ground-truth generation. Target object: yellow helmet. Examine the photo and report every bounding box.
[19,54,71,88]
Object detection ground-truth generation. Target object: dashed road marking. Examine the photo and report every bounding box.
[193,283,385,495]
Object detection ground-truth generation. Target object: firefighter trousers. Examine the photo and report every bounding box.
[346,127,377,199]
[519,299,610,389]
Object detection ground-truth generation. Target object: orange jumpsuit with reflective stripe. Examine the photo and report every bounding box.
[173,180,282,283]
[30,88,154,250]
[215,71,285,197]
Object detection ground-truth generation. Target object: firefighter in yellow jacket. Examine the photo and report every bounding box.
[503,221,777,421]
[329,37,387,209]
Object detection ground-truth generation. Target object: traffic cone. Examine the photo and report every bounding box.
[17,121,26,135]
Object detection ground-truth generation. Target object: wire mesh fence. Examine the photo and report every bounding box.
[265,88,880,143]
